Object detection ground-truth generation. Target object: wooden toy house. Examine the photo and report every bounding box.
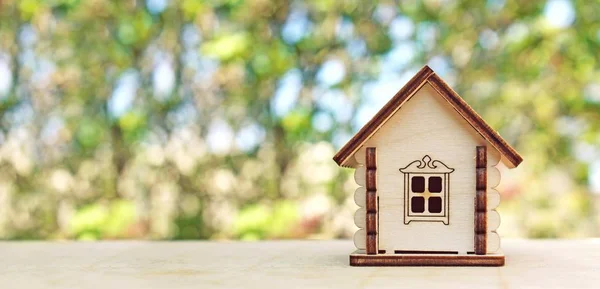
[333,66,522,266]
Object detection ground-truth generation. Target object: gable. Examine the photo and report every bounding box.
[364,83,490,154]
[333,65,522,168]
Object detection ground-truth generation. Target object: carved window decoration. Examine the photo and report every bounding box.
[399,155,454,225]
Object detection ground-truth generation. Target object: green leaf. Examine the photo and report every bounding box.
[70,204,108,240]
[103,200,136,237]
[201,32,250,61]
[76,118,105,150]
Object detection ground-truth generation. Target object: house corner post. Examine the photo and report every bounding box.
[365,147,378,255]
[475,146,487,255]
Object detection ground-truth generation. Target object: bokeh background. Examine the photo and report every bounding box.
[0,0,599,240]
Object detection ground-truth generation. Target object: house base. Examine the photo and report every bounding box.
[350,250,505,267]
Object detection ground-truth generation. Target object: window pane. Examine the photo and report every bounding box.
[411,197,425,213]
[429,197,442,213]
[411,176,425,193]
[429,177,442,193]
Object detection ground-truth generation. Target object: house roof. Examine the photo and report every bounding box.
[333,65,523,168]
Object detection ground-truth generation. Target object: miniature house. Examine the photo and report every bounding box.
[333,65,522,266]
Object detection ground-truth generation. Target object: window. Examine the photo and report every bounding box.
[429,196,442,213]
[411,177,425,192]
[399,155,454,225]
[411,196,425,213]
[429,177,442,193]
[409,176,444,214]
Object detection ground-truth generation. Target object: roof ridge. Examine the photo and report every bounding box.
[332,65,522,168]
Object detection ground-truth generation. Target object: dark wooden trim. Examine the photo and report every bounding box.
[428,75,522,167]
[476,168,487,190]
[366,170,377,191]
[476,146,487,167]
[365,150,377,169]
[365,147,378,255]
[366,213,377,230]
[366,234,377,255]
[350,252,504,267]
[366,191,377,212]
[475,190,487,211]
[333,65,522,168]
[475,212,486,233]
[475,146,487,255]
[475,234,486,252]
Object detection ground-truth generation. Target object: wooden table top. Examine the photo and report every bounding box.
[0,239,598,288]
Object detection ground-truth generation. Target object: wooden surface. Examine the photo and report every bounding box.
[0,239,599,288]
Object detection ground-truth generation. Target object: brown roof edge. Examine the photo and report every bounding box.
[426,74,523,168]
[332,65,434,167]
[333,65,523,168]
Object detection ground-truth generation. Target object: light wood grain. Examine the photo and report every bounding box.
[488,166,501,188]
[0,240,598,289]
[488,232,500,252]
[488,210,501,233]
[353,152,366,250]
[354,208,366,229]
[355,83,502,253]
[354,187,366,207]
[340,66,520,262]
[487,148,502,253]
[354,166,365,187]
[333,65,523,169]
[354,228,366,250]
[487,189,500,210]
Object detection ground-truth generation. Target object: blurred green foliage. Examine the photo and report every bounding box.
[70,200,136,240]
[233,201,298,240]
[0,0,599,240]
